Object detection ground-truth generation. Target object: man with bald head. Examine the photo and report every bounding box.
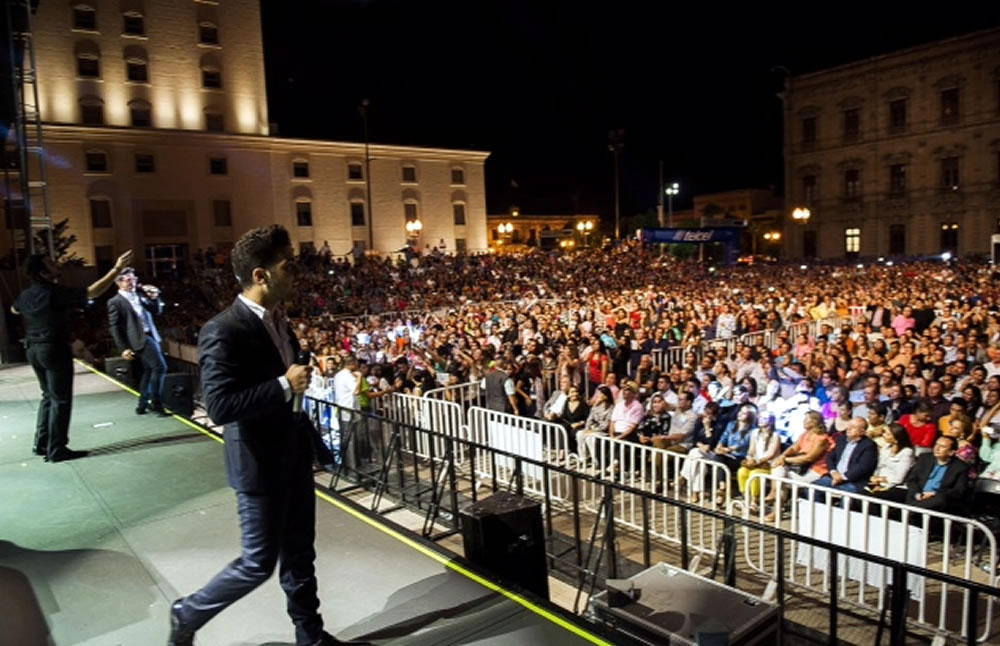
[813,417,878,495]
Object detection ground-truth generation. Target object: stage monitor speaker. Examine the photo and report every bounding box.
[104,356,137,388]
[460,490,548,600]
[162,373,194,417]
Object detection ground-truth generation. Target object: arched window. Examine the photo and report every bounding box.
[199,21,219,45]
[295,200,313,227]
[75,40,101,78]
[129,100,152,127]
[79,96,104,125]
[204,107,224,132]
[72,4,97,31]
[123,11,145,36]
[200,53,222,89]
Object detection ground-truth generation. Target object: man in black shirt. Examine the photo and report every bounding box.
[11,249,132,462]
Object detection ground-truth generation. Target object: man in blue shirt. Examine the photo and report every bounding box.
[904,435,969,512]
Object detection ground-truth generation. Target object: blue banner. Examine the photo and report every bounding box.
[639,227,742,244]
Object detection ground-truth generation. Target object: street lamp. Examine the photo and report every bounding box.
[792,207,811,223]
[763,231,781,242]
[665,183,679,228]
[576,220,594,247]
[405,218,423,238]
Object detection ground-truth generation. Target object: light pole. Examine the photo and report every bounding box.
[608,129,624,241]
[665,182,679,228]
[405,218,423,248]
[576,220,594,247]
[792,207,811,258]
[359,99,374,253]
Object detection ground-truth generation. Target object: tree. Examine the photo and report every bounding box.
[34,219,85,266]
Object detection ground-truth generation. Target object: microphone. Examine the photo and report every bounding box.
[293,350,311,413]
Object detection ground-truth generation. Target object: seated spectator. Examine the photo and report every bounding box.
[901,435,970,512]
[578,385,614,465]
[738,412,783,512]
[556,386,589,454]
[866,401,891,449]
[867,423,916,492]
[636,394,672,447]
[978,421,1000,481]
[898,402,937,455]
[943,415,979,479]
[709,404,757,503]
[655,391,699,454]
[937,397,969,435]
[827,400,853,437]
[609,381,644,442]
[813,417,878,495]
[542,374,572,422]
[678,402,725,503]
[764,411,834,520]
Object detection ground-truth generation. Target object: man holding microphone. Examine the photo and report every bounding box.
[107,267,168,415]
[169,225,369,646]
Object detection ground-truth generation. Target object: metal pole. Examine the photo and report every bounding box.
[657,160,664,228]
[668,193,674,228]
[613,150,620,241]
[361,100,374,255]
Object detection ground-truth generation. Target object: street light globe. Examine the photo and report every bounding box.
[577,221,585,232]
[942,251,952,262]
[792,207,811,222]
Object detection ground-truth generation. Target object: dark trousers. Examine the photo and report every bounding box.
[27,342,74,458]
[179,475,324,644]
[137,335,166,409]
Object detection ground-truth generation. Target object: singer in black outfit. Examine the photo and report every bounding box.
[169,226,369,646]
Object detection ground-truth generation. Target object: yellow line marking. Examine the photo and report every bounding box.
[75,360,610,644]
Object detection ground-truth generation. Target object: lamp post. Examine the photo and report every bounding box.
[405,218,423,241]
[665,183,679,228]
[576,220,594,247]
[497,222,514,248]
[792,207,810,258]
[608,129,624,240]
[359,99,374,253]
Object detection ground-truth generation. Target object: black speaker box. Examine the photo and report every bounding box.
[162,373,194,417]
[104,356,137,388]
[460,490,549,600]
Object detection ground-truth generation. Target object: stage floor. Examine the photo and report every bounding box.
[0,362,610,646]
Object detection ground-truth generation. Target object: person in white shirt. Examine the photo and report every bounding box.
[333,357,359,419]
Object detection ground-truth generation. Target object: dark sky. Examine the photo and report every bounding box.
[260,2,1000,218]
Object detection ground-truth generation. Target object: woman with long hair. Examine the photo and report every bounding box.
[867,423,915,491]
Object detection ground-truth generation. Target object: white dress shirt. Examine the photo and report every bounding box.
[238,294,292,402]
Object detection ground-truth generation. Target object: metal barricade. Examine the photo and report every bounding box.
[580,436,733,563]
[740,473,998,643]
[381,393,467,466]
[424,381,487,411]
[465,406,573,502]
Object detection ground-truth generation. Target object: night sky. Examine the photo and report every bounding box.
[261,2,1000,219]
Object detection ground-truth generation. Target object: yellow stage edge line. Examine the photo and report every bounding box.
[75,359,612,645]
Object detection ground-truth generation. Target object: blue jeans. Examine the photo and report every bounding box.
[138,335,167,408]
[812,475,863,504]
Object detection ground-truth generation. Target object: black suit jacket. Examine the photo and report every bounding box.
[827,435,878,487]
[107,291,163,352]
[199,297,314,494]
[904,453,969,504]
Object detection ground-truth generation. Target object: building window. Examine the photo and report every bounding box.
[402,165,417,183]
[889,224,906,256]
[451,168,465,185]
[134,153,155,173]
[209,156,227,175]
[123,13,145,36]
[940,223,959,255]
[803,230,817,258]
[348,163,363,180]
[404,202,418,222]
[292,161,310,178]
[940,88,960,125]
[126,59,147,82]
[350,202,365,227]
[85,150,108,172]
[844,169,860,198]
[80,100,104,125]
[130,102,151,127]
[455,238,467,253]
[296,202,312,227]
[453,203,466,226]
[90,199,111,228]
[205,112,224,132]
[213,200,232,227]
[94,245,114,274]
[941,156,960,190]
[801,117,817,146]
[889,99,907,133]
[73,6,97,30]
[199,22,219,45]
[843,109,860,142]
[888,164,907,196]
[202,69,222,89]
[802,175,817,202]
[845,227,860,255]
[77,54,100,78]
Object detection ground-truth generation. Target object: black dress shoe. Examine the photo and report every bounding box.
[150,404,171,418]
[136,406,148,415]
[48,449,89,463]
[168,599,195,646]
[32,447,47,457]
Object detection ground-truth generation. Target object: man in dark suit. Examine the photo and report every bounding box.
[169,226,368,646]
[813,417,878,495]
[11,249,132,461]
[107,267,168,415]
[904,435,969,512]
